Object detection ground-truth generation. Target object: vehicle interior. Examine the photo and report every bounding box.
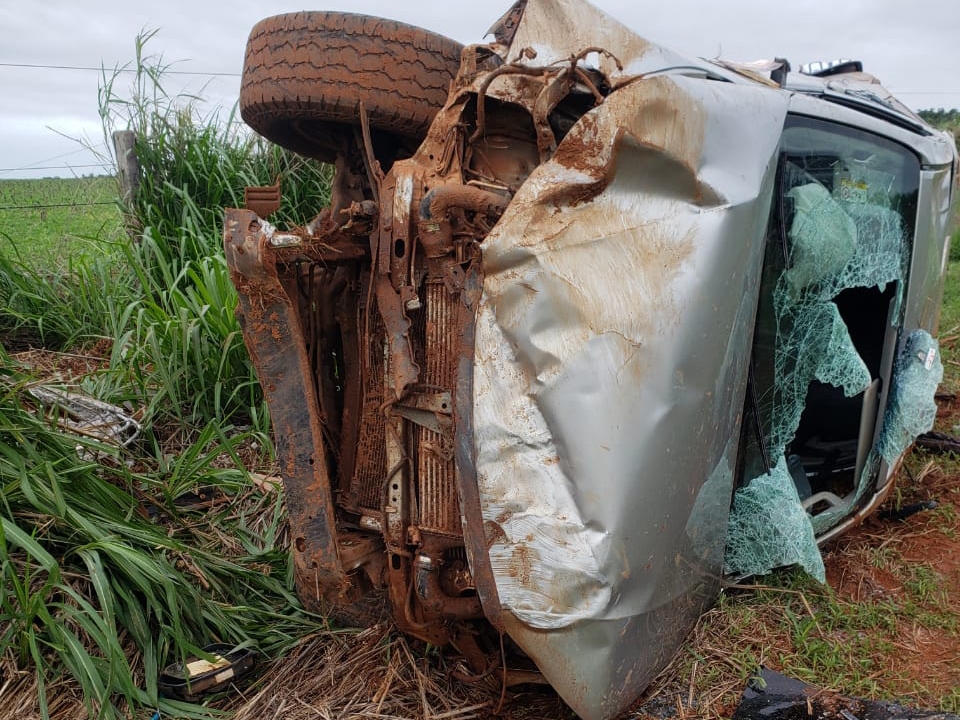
[737,114,921,527]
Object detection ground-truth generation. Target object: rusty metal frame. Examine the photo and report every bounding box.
[224,210,350,607]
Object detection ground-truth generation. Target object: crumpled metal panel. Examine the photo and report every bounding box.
[470,4,790,714]
[501,0,694,79]
[474,78,788,627]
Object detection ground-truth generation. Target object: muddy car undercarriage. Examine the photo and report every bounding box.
[224,1,957,718]
[227,9,538,661]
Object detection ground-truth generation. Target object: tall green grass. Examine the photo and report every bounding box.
[1,29,331,426]
[0,248,132,349]
[91,31,330,427]
[0,31,334,720]
[0,370,312,719]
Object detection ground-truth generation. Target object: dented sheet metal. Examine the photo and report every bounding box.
[496,0,694,79]
[473,71,789,628]
[470,5,788,709]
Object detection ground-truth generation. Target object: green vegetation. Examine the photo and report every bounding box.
[0,35,333,720]
[0,376,306,719]
[0,176,123,270]
[918,108,960,141]
[938,254,960,383]
[689,552,960,713]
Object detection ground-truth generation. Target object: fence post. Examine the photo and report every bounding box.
[112,130,140,206]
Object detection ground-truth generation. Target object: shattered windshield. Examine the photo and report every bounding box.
[726,116,933,580]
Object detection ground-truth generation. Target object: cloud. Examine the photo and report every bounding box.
[2,0,957,178]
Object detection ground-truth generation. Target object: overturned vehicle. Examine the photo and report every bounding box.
[225,1,958,718]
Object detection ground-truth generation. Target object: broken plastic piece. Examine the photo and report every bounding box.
[915,431,960,455]
[27,385,141,449]
[244,177,281,217]
[733,667,959,720]
[799,59,864,77]
[158,643,255,701]
[877,500,938,522]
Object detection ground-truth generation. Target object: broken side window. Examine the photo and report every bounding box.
[726,115,929,579]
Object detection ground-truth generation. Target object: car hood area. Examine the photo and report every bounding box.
[463,0,954,716]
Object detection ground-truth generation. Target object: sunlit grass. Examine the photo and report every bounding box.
[0,176,123,271]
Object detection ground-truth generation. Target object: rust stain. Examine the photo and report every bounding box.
[509,543,533,586]
[483,519,508,549]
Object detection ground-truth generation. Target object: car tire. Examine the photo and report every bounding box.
[240,12,463,162]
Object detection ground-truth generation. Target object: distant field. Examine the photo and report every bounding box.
[0,176,124,270]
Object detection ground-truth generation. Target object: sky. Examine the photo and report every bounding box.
[2,0,958,180]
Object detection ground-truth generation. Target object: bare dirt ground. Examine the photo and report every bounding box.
[823,459,960,700]
[856,393,960,695]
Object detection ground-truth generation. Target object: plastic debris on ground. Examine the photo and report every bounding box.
[27,384,141,450]
[158,643,256,702]
[732,667,959,720]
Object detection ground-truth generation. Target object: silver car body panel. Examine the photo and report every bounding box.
[469,1,792,715]
[466,1,955,717]
[473,73,789,628]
